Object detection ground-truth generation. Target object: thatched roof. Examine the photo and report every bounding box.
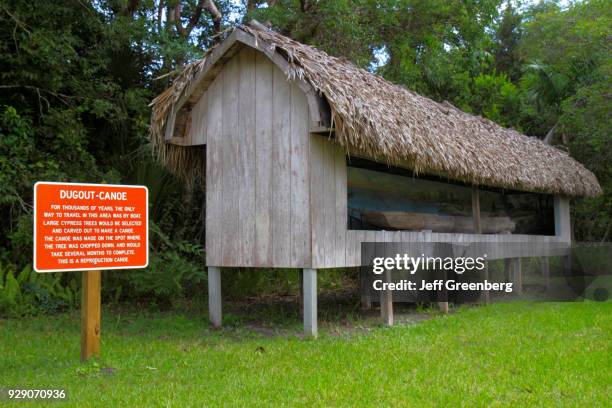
[150,22,601,197]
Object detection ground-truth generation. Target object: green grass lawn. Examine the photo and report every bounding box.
[1,301,610,407]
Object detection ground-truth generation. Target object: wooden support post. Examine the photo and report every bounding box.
[472,189,489,303]
[303,268,317,337]
[81,270,101,361]
[504,258,512,282]
[299,269,304,318]
[208,266,222,328]
[438,260,449,313]
[542,257,550,290]
[512,258,522,295]
[360,267,372,310]
[381,268,393,326]
[481,262,490,304]
[472,187,481,234]
[562,255,572,277]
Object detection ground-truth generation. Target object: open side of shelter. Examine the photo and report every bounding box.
[150,22,600,337]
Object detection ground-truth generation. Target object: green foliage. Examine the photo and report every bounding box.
[114,222,205,307]
[561,80,612,240]
[0,106,35,207]
[493,4,523,82]
[517,0,612,239]
[458,73,522,129]
[0,0,207,308]
[101,151,207,307]
[0,262,79,317]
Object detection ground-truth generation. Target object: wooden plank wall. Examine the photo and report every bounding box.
[206,47,312,268]
[205,56,224,267]
[310,135,347,268]
[203,46,567,269]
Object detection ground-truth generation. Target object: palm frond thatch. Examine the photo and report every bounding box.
[150,23,601,197]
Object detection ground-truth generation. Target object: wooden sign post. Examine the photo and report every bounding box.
[81,270,101,361]
[33,182,148,361]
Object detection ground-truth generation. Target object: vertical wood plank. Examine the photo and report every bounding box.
[271,63,292,266]
[254,53,274,265]
[310,135,325,268]
[238,48,256,265]
[360,230,373,309]
[345,230,354,267]
[334,145,347,267]
[205,70,224,266]
[81,270,101,361]
[221,56,240,265]
[347,230,356,267]
[322,138,336,267]
[290,83,311,268]
[372,230,382,305]
[351,230,360,267]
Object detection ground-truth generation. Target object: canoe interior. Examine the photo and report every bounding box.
[347,166,554,235]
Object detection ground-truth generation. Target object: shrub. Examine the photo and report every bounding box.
[0,262,79,317]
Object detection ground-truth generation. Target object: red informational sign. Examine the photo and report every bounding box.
[34,182,148,272]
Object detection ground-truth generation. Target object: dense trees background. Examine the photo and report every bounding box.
[0,0,609,315]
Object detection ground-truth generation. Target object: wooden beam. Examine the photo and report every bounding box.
[164,104,176,141]
[208,266,222,328]
[81,270,101,361]
[303,268,318,337]
[380,268,393,326]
